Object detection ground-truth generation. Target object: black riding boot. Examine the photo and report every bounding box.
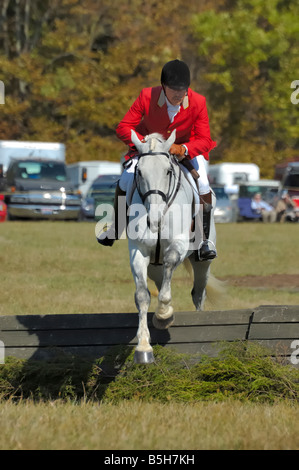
[199,191,217,260]
[97,183,126,247]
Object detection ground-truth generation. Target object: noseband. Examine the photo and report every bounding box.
[135,151,181,212]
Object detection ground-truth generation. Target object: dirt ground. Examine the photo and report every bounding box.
[222,274,299,290]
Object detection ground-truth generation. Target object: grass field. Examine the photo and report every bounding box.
[0,221,298,315]
[1,400,298,450]
[0,220,299,450]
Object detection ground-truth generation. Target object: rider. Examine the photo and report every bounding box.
[97,59,217,260]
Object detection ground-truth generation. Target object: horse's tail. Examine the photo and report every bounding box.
[148,280,159,297]
[150,259,227,302]
[183,258,227,305]
[183,257,193,278]
[205,272,227,304]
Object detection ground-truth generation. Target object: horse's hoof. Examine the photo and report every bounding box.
[152,314,174,330]
[155,305,174,320]
[134,350,155,364]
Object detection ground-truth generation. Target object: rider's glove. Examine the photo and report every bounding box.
[169,144,186,159]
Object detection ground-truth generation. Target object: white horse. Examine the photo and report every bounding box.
[128,130,216,364]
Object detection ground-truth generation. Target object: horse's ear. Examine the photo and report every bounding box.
[131,130,143,153]
[165,130,176,150]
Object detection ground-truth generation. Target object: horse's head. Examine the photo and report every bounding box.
[131,130,177,233]
[131,129,176,154]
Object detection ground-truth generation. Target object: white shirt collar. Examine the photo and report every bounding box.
[165,96,181,122]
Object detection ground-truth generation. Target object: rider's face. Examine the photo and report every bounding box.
[164,86,188,106]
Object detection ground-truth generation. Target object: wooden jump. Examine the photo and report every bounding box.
[0,305,298,367]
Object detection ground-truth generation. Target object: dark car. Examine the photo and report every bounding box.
[80,174,120,220]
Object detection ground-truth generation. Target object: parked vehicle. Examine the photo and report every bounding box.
[80,174,120,220]
[274,158,299,181]
[211,185,237,223]
[0,140,81,220]
[0,194,7,222]
[280,162,299,197]
[67,160,122,198]
[208,163,260,197]
[0,140,65,173]
[237,180,280,221]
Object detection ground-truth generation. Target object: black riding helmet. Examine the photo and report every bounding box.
[161,59,190,90]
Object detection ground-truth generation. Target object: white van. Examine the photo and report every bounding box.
[0,140,65,174]
[208,163,260,196]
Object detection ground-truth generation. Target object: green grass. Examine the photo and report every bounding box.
[0,400,298,450]
[104,344,299,405]
[213,223,299,276]
[1,343,298,404]
[0,343,299,450]
[0,220,299,449]
[0,221,298,315]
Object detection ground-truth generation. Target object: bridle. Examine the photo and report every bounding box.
[134,151,182,215]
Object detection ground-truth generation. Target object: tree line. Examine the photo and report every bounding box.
[0,0,298,177]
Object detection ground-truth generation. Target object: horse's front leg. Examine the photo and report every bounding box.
[153,243,184,329]
[130,248,154,364]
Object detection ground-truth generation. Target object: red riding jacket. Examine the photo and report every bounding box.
[116,86,216,161]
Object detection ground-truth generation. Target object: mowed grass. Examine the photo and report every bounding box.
[0,221,298,315]
[0,220,299,450]
[1,400,299,450]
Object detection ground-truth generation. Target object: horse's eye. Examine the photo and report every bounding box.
[167,169,172,175]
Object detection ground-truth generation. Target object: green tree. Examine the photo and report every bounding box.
[191,0,299,177]
[0,0,201,162]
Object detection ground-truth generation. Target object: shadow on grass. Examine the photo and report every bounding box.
[0,312,170,401]
[0,345,135,401]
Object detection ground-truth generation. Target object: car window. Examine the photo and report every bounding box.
[212,187,229,200]
[239,185,277,198]
[15,162,67,181]
[86,175,119,197]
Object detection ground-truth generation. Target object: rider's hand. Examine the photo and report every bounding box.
[169,144,186,158]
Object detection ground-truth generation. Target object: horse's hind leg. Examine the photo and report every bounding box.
[130,250,154,364]
[148,264,163,292]
[189,254,211,311]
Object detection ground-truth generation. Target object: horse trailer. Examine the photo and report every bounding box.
[208,163,260,197]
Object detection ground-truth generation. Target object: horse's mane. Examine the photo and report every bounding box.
[144,133,166,152]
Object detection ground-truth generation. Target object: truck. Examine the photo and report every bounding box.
[0,140,81,220]
[208,163,260,197]
[67,160,122,198]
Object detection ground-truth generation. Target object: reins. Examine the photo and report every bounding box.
[134,151,182,214]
